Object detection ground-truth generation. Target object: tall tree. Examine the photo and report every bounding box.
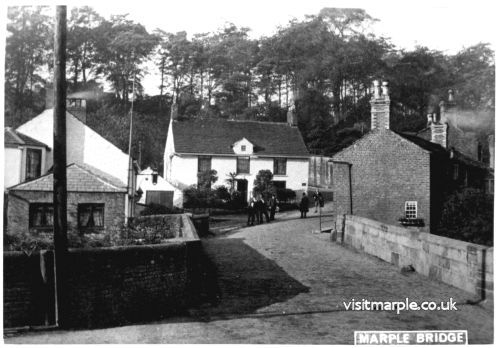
[5,6,52,123]
[66,6,104,89]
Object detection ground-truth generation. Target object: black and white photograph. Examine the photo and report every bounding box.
[1,0,496,344]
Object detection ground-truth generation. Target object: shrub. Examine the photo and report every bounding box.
[140,203,183,216]
[276,188,296,203]
[435,188,493,246]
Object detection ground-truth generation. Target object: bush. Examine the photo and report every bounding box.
[140,203,183,216]
[435,188,493,246]
[276,188,296,203]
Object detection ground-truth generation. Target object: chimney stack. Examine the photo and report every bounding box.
[66,98,87,123]
[370,80,390,130]
[170,102,178,121]
[287,103,298,127]
[430,122,448,149]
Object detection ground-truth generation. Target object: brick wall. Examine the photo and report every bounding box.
[335,215,493,302]
[332,130,432,231]
[3,214,202,329]
[7,191,126,236]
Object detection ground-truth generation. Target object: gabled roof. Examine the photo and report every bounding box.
[395,131,448,154]
[8,163,127,193]
[397,131,490,170]
[171,119,310,157]
[4,127,50,149]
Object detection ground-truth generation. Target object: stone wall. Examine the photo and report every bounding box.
[334,215,493,301]
[3,214,202,329]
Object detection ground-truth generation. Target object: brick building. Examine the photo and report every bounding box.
[331,81,492,232]
[6,163,127,237]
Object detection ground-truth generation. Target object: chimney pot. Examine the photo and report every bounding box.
[381,81,389,97]
[373,80,381,98]
[427,114,433,126]
[448,89,454,103]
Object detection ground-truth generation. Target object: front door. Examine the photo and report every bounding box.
[236,179,248,202]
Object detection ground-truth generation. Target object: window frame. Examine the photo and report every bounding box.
[404,201,418,219]
[273,158,287,176]
[236,157,250,174]
[29,203,54,229]
[197,156,212,173]
[77,203,105,232]
[26,148,42,180]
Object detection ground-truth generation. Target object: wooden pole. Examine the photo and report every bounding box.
[53,5,68,328]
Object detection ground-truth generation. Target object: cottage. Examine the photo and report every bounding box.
[7,163,128,236]
[331,81,492,232]
[163,106,310,203]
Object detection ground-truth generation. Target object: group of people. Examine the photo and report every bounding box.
[247,194,278,226]
[247,190,325,224]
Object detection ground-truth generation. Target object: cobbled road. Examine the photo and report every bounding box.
[5,214,493,344]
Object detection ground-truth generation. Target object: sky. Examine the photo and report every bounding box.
[2,0,498,95]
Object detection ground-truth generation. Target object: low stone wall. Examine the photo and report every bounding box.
[334,215,493,301]
[3,214,201,329]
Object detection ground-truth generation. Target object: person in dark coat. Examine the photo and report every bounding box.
[255,194,269,223]
[299,192,309,218]
[247,195,256,226]
[269,194,278,221]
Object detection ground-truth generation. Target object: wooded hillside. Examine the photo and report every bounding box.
[5,6,495,170]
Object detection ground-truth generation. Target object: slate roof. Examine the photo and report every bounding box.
[397,131,490,170]
[172,119,310,157]
[8,163,127,192]
[4,127,50,149]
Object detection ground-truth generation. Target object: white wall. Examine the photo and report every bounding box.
[4,148,22,188]
[170,155,198,189]
[17,109,129,184]
[163,120,175,180]
[170,155,309,201]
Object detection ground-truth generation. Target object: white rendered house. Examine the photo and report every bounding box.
[163,109,310,204]
[8,107,135,220]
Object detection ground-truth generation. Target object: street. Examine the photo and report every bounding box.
[5,213,493,344]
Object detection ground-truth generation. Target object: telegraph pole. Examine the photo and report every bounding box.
[53,5,68,328]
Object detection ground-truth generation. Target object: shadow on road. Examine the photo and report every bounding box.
[189,237,310,320]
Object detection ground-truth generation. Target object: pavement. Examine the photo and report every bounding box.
[4,211,493,344]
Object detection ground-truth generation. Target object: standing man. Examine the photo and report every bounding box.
[247,194,256,226]
[260,195,270,223]
[313,189,324,213]
[300,192,309,218]
[269,194,278,221]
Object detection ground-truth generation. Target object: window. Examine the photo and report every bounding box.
[241,145,246,152]
[78,204,104,231]
[198,156,212,173]
[453,164,459,180]
[237,157,250,174]
[29,203,53,229]
[405,201,417,219]
[26,148,42,180]
[273,158,287,175]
